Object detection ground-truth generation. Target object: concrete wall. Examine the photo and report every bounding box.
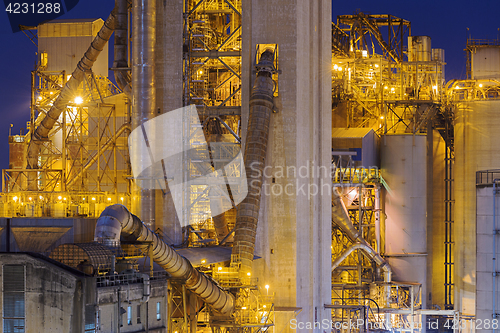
[476,184,498,333]
[0,217,96,253]
[97,281,167,332]
[454,100,500,315]
[0,253,88,333]
[242,1,332,331]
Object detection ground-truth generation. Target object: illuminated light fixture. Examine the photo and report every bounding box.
[198,70,203,75]
[201,259,206,264]
[362,50,368,58]
[333,64,338,70]
[263,305,266,308]
[63,197,67,201]
[28,197,32,201]
[120,197,124,201]
[92,197,96,201]
[338,67,342,71]
[13,196,18,202]
[432,85,438,90]
[390,87,395,92]
[242,307,247,310]
[479,83,483,88]
[50,91,53,95]
[375,63,379,68]
[83,197,85,200]
[39,196,43,200]
[74,96,83,104]
[247,272,251,276]
[265,284,270,295]
[455,86,460,89]
[380,116,384,120]
[107,197,111,201]
[58,196,62,200]
[37,96,42,101]
[384,86,388,90]
[218,267,222,271]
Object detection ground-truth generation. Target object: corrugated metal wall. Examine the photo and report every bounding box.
[38,19,109,77]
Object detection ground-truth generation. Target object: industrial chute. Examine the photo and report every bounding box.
[331,187,392,282]
[26,8,117,187]
[231,49,276,275]
[94,204,235,314]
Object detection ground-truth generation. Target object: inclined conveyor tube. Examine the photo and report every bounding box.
[332,187,392,282]
[94,204,234,314]
[27,8,117,171]
[231,50,275,274]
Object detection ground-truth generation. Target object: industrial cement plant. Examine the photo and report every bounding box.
[1,1,500,332]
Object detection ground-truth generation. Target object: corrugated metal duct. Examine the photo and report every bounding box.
[94,204,234,314]
[231,50,275,275]
[27,9,116,172]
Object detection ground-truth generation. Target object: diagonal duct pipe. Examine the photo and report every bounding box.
[27,9,116,175]
[131,0,155,228]
[332,187,392,282]
[95,204,234,314]
[231,50,275,275]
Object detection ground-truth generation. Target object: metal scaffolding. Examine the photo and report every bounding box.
[1,66,130,218]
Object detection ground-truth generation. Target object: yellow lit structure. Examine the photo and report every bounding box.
[5,3,500,333]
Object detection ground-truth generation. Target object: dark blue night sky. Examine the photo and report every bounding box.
[0,0,499,171]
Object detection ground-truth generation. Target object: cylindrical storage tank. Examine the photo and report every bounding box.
[455,100,500,315]
[382,134,427,294]
[409,36,431,62]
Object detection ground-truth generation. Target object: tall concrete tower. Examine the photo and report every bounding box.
[241,1,332,330]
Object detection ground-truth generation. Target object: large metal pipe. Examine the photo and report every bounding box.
[113,0,131,97]
[131,0,156,228]
[231,50,275,274]
[332,187,392,282]
[331,242,391,282]
[27,8,117,172]
[95,204,234,314]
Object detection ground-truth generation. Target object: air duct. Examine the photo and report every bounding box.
[231,50,275,274]
[131,0,156,228]
[113,0,131,97]
[332,187,392,282]
[27,8,116,174]
[95,204,234,314]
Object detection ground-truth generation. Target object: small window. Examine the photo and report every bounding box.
[127,306,132,325]
[156,302,161,321]
[3,265,26,333]
[136,305,141,324]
